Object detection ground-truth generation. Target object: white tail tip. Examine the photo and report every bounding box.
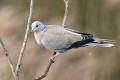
[86,43,114,47]
[102,44,114,47]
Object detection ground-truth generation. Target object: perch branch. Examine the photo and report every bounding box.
[62,0,69,28]
[15,0,34,79]
[34,58,55,80]
[0,38,16,80]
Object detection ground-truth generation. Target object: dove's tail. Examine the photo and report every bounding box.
[86,38,115,47]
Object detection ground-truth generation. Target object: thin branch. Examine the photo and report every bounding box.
[62,0,69,28]
[0,38,16,80]
[15,0,34,79]
[34,59,55,80]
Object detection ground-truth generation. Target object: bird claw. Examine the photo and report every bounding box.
[49,56,56,63]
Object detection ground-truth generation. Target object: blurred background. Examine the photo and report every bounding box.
[0,0,120,80]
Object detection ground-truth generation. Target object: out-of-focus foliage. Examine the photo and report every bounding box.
[0,0,120,80]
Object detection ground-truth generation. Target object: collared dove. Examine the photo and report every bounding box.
[31,21,115,59]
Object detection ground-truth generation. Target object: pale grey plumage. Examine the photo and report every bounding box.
[31,21,115,53]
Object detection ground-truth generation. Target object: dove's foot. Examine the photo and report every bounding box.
[50,56,56,63]
[49,52,60,63]
[49,52,56,62]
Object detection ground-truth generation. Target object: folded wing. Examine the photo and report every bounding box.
[41,25,94,52]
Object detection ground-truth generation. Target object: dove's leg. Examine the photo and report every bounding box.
[50,52,60,62]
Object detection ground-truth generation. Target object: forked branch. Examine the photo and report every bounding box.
[0,0,34,80]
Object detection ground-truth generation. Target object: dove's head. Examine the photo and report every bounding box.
[31,21,45,32]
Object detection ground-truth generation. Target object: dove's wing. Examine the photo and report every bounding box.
[40,25,90,52]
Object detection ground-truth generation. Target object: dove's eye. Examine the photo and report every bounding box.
[36,25,39,27]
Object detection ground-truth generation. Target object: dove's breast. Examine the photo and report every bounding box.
[34,31,43,45]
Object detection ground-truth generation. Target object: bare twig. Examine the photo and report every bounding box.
[34,52,56,80]
[62,0,69,28]
[0,38,16,80]
[34,58,55,80]
[15,0,34,79]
